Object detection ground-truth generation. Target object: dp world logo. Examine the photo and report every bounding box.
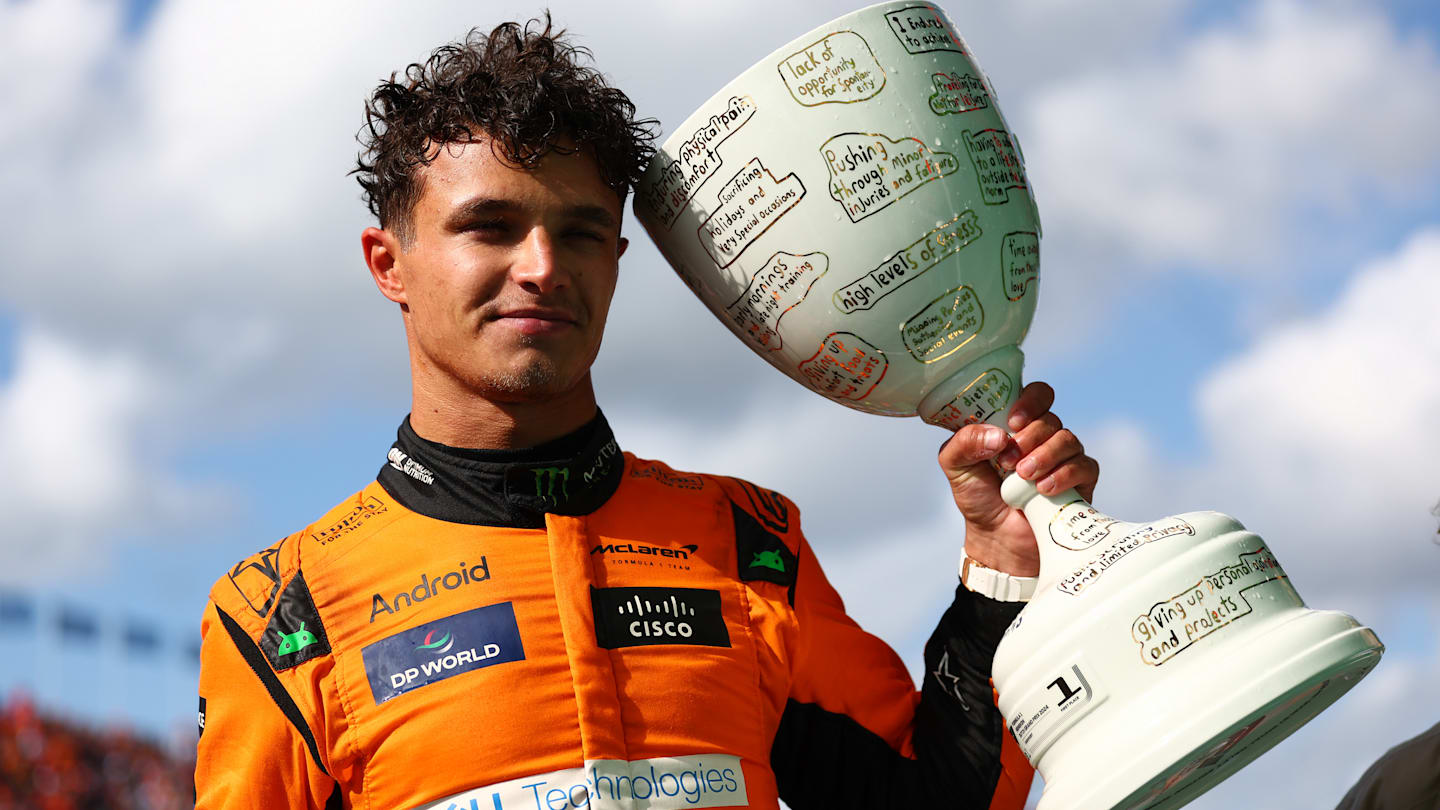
[361,602,525,704]
[417,630,454,655]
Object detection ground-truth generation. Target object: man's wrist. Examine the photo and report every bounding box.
[959,529,1040,577]
[959,546,1038,602]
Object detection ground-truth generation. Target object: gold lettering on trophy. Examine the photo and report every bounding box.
[798,332,887,401]
[778,31,885,106]
[822,132,960,223]
[696,157,805,268]
[884,6,963,54]
[901,286,984,363]
[833,211,981,314]
[963,128,1027,205]
[927,71,990,116]
[930,369,1015,430]
[1001,232,1039,301]
[1057,519,1197,596]
[1048,500,1117,551]
[1131,548,1288,666]
[640,96,757,229]
[725,251,829,351]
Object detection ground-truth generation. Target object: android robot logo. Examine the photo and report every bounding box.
[276,622,319,656]
[749,550,787,573]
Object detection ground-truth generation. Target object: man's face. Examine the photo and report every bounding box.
[385,138,627,403]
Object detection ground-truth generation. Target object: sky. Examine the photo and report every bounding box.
[1,0,1438,807]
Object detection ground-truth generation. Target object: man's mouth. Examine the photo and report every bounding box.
[493,307,578,335]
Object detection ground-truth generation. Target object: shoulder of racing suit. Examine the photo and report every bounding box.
[205,440,795,672]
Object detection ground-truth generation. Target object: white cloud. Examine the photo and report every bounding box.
[0,330,223,583]
[0,333,151,511]
[0,0,122,149]
[1194,227,1440,591]
[1023,0,1440,270]
[13,0,1430,442]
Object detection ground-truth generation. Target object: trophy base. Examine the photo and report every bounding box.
[1034,610,1382,810]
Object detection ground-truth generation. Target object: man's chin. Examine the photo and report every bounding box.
[471,362,578,403]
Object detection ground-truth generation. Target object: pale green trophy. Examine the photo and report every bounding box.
[633,3,1384,808]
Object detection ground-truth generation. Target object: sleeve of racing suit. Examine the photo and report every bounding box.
[770,533,1033,810]
[195,600,342,809]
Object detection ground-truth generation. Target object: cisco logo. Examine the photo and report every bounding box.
[590,587,730,649]
[616,592,701,640]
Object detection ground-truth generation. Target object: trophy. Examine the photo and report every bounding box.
[633,2,1384,808]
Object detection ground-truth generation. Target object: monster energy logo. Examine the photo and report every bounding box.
[533,466,570,500]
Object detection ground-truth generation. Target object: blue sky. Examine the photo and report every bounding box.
[1,0,1438,806]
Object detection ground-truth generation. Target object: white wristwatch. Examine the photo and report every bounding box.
[959,548,1038,602]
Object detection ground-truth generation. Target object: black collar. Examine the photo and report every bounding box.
[375,411,624,528]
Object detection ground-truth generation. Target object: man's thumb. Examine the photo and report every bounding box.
[939,424,1007,471]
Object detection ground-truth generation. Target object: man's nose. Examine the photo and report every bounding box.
[510,227,568,294]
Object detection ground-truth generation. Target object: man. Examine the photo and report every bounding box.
[195,18,1098,809]
[1330,503,1440,810]
[1334,721,1440,810]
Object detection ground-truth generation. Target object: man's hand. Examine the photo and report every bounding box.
[938,382,1099,577]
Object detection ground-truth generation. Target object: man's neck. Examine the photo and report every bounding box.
[408,375,599,450]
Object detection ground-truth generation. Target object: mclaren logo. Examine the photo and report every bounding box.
[591,541,699,571]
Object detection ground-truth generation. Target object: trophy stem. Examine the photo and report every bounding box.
[917,345,1027,431]
[999,474,1105,594]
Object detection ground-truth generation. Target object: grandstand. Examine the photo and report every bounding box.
[0,692,193,809]
[0,591,195,808]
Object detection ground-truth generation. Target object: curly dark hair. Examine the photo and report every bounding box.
[353,15,658,244]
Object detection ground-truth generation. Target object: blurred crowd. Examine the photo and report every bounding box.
[0,694,192,810]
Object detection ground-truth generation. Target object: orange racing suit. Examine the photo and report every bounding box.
[195,413,1033,809]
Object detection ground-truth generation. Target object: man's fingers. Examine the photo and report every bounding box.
[938,424,1008,470]
[1014,427,1085,484]
[997,412,1063,471]
[1075,457,1100,502]
[1036,455,1100,498]
[1007,381,1055,432]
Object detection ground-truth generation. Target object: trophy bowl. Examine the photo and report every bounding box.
[632,1,1038,426]
[634,3,1383,808]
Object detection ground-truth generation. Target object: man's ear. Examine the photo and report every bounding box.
[362,226,406,305]
[616,236,629,260]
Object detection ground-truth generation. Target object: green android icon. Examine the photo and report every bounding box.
[749,550,787,574]
[276,622,318,656]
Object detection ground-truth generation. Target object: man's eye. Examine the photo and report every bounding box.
[566,229,606,242]
[467,220,508,234]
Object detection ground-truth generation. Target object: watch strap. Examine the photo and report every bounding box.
[959,548,1038,602]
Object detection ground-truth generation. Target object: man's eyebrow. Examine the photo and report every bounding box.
[443,198,618,230]
[444,197,519,229]
[564,204,618,230]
